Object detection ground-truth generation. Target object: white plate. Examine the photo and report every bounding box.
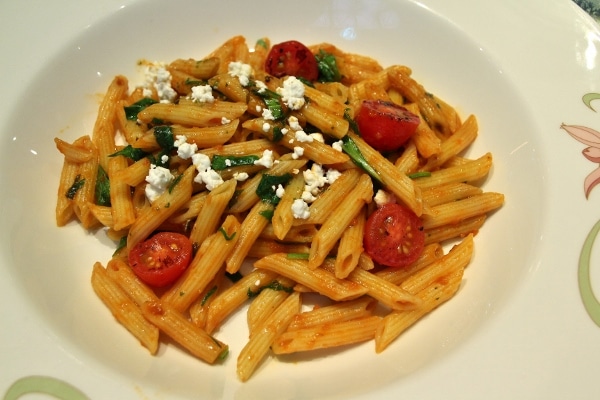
[1,0,599,399]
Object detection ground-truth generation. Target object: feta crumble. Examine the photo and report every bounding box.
[233,172,250,182]
[221,116,232,125]
[292,146,305,159]
[332,140,344,152]
[146,65,177,103]
[291,198,310,219]
[228,61,253,87]
[374,189,397,207]
[191,153,224,191]
[254,149,274,168]
[145,164,174,203]
[190,85,214,103]
[174,135,198,160]
[277,76,306,110]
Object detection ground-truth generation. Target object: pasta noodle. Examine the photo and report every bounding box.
[54,35,504,381]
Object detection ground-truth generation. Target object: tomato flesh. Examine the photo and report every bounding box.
[265,40,319,81]
[364,203,425,268]
[128,232,193,287]
[355,99,420,152]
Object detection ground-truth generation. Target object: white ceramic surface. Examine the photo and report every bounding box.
[0,0,599,399]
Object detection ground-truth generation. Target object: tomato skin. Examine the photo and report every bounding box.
[128,232,193,287]
[364,203,425,268]
[265,40,319,81]
[355,100,420,152]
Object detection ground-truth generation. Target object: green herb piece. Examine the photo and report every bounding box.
[95,166,111,206]
[66,174,85,199]
[168,173,183,193]
[219,226,237,241]
[225,271,243,283]
[344,108,361,135]
[113,236,127,257]
[255,38,268,49]
[153,125,175,151]
[211,154,260,171]
[256,173,292,205]
[253,87,285,121]
[218,347,229,361]
[408,171,432,179]
[201,286,218,306]
[124,98,157,121]
[296,76,315,87]
[341,136,381,183]
[272,126,284,142]
[185,78,205,87]
[259,209,274,221]
[316,49,341,82]
[286,253,309,260]
[109,145,148,161]
[247,280,294,298]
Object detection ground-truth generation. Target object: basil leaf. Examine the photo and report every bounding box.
[256,173,292,205]
[211,154,260,171]
[124,98,157,121]
[66,175,85,199]
[341,135,382,183]
[95,165,111,206]
[109,145,148,161]
[316,49,341,83]
[153,125,175,151]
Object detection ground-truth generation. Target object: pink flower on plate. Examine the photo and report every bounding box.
[561,123,600,198]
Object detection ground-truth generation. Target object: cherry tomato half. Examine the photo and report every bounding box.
[265,40,319,81]
[128,232,193,287]
[364,203,425,268]
[355,99,420,152]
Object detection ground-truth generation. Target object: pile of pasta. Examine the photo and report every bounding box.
[54,35,504,381]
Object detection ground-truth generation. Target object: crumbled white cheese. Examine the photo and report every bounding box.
[294,130,313,143]
[145,164,174,203]
[288,116,302,131]
[152,66,177,103]
[256,105,263,113]
[275,184,286,198]
[262,122,271,133]
[191,153,224,191]
[161,154,169,164]
[326,168,341,184]
[190,85,214,103]
[174,135,198,160]
[277,76,306,110]
[221,116,232,125]
[310,133,325,143]
[255,80,268,94]
[254,149,274,168]
[262,108,275,120]
[228,61,253,87]
[374,189,397,207]
[233,172,249,181]
[332,140,344,152]
[292,146,305,159]
[300,164,341,203]
[291,198,310,219]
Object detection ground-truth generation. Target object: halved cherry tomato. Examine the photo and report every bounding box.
[128,232,193,287]
[355,99,420,152]
[364,203,425,268]
[265,40,319,81]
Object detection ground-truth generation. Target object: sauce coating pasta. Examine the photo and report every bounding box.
[54,35,504,381]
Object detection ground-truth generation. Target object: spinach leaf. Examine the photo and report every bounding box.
[95,165,111,206]
[124,98,157,121]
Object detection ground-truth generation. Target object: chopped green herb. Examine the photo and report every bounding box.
[218,347,229,361]
[256,173,292,205]
[247,280,294,298]
[316,49,341,83]
[408,171,432,179]
[168,173,183,193]
[253,87,285,121]
[344,108,361,135]
[66,174,85,199]
[113,236,127,257]
[341,135,381,183]
[124,98,157,121]
[296,76,315,87]
[153,125,175,151]
[211,154,260,171]
[95,166,111,206]
[218,226,237,241]
[225,271,243,283]
[109,145,148,161]
[185,78,205,86]
[255,38,268,49]
[259,209,274,221]
[272,126,284,142]
[201,286,218,306]
[286,253,309,260]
